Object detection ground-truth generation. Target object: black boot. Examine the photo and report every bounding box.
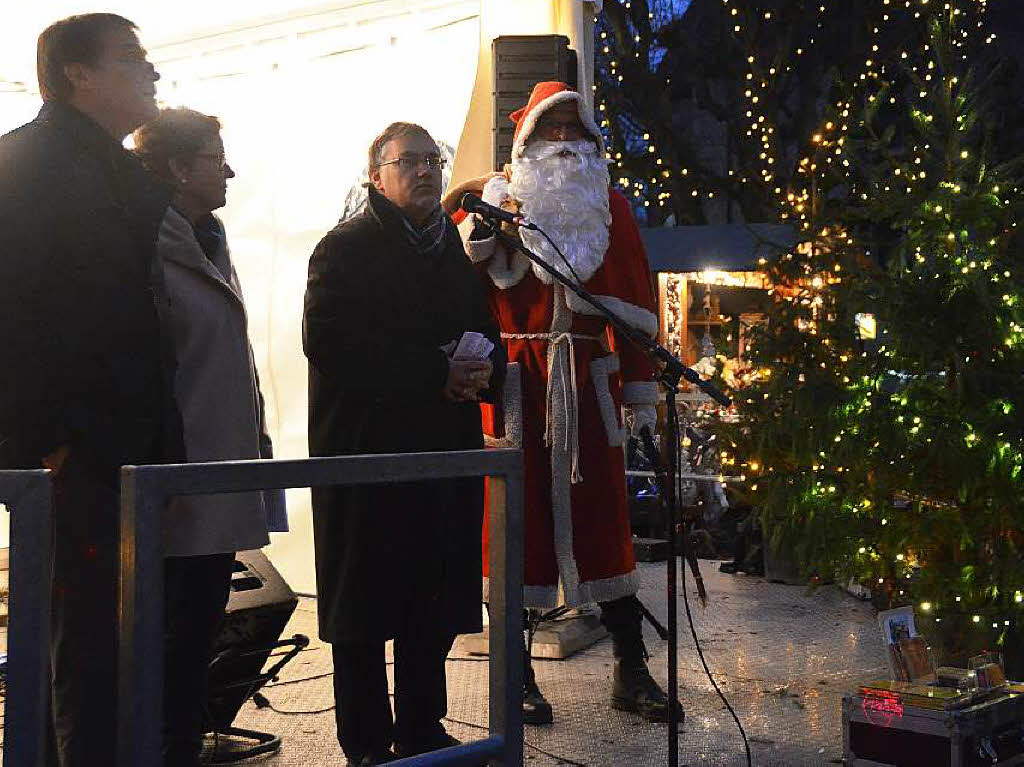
[522,616,553,725]
[600,596,683,724]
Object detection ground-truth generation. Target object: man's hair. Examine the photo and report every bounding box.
[133,108,222,183]
[37,13,138,103]
[368,122,434,174]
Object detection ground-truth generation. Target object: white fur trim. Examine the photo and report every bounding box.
[458,215,534,288]
[576,568,641,605]
[483,576,560,609]
[548,287,584,605]
[623,381,661,406]
[512,91,605,160]
[486,362,523,448]
[482,175,512,207]
[563,291,658,337]
[487,248,532,289]
[457,215,494,263]
[465,233,497,264]
[590,354,627,447]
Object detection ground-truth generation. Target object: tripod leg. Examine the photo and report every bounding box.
[522,610,552,725]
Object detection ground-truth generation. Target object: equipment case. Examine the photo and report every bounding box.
[842,690,1024,766]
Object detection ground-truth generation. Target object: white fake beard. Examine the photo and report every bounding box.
[509,139,611,285]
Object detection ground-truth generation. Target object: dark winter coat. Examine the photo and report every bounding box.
[303,186,506,643]
[0,103,181,483]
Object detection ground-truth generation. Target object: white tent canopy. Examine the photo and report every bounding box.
[1,1,598,593]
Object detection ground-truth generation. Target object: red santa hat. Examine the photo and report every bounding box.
[509,81,605,159]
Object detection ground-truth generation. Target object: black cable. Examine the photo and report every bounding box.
[250,668,587,766]
[262,698,335,716]
[265,670,336,688]
[673,404,751,767]
[440,714,587,767]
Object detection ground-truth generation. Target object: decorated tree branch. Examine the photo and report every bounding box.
[722,0,1024,669]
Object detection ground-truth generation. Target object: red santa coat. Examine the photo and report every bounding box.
[460,190,660,608]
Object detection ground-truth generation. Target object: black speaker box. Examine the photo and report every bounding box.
[205,550,297,730]
[491,35,577,170]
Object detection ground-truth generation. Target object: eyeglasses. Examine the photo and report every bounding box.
[194,152,229,172]
[378,154,446,172]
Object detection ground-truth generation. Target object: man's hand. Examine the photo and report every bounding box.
[443,359,493,402]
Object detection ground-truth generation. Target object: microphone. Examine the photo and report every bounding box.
[460,192,537,230]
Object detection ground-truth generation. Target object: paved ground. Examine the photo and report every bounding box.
[209,561,887,766]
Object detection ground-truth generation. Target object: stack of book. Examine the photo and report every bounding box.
[858,679,982,711]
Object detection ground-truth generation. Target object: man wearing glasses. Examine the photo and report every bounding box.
[303,122,506,767]
[0,14,178,766]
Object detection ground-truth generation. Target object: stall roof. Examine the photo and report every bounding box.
[640,223,798,273]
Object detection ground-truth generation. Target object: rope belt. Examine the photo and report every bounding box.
[501,332,601,483]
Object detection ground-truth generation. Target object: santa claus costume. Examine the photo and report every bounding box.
[458,81,679,724]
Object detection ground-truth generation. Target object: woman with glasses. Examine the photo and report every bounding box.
[134,107,286,767]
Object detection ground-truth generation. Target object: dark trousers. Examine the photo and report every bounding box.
[49,457,120,767]
[163,553,235,767]
[331,628,456,760]
[47,454,235,767]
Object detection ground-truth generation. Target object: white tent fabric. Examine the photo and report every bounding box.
[0,0,597,594]
[0,1,481,593]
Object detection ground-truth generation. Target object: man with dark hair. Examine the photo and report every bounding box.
[304,121,506,767]
[0,14,178,766]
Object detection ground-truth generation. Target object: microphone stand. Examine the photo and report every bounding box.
[476,218,731,767]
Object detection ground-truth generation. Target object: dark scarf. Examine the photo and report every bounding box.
[367,185,448,260]
[401,203,448,260]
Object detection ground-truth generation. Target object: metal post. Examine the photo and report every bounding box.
[2,470,53,767]
[487,474,524,767]
[117,467,165,767]
[115,451,523,767]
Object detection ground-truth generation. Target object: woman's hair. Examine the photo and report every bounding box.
[133,107,222,183]
[368,121,433,175]
[37,13,137,103]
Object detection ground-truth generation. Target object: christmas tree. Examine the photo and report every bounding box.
[595,0,905,225]
[725,0,1024,669]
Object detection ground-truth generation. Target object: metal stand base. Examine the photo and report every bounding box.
[204,726,281,764]
[460,609,608,659]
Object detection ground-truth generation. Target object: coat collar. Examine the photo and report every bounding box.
[159,207,244,305]
[364,184,454,262]
[36,103,173,249]
[37,101,124,160]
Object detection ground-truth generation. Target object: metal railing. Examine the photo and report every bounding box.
[117,448,524,767]
[0,469,53,767]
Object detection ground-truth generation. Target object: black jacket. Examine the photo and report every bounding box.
[0,103,182,482]
[303,187,506,642]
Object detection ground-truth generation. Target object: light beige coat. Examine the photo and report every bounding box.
[156,207,273,557]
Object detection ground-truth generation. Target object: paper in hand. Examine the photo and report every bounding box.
[452,331,495,361]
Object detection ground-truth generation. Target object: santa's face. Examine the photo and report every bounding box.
[532,100,591,143]
[508,135,611,284]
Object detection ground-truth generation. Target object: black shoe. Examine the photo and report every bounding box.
[611,661,684,724]
[523,677,554,725]
[718,560,743,574]
[393,732,460,758]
